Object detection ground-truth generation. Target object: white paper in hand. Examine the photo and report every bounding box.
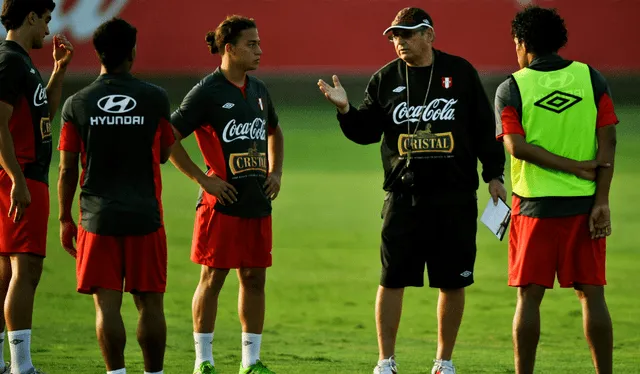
[480,197,511,241]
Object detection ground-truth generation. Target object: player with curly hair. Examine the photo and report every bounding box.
[496,6,618,374]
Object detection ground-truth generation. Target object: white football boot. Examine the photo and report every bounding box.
[431,359,456,374]
[373,355,398,374]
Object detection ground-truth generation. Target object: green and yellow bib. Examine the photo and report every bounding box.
[511,61,597,198]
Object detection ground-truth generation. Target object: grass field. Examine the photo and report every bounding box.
[24,104,640,373]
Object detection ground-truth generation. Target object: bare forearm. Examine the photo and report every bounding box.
[513,142,578,174]
[0,124,25,182]
[57,166,78,221]
[595,128,616,204]
[46,65,67,119]
[169,141,208,184]
[268,128,284,174]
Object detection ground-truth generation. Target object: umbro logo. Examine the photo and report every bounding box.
[222,103,235,109]
[29,68,35,74]
[243,341,253,346]
[393,86,406,93]
[534,90,582,114]
[460,271,472,278]
[10,339,23,345]
[196,340,214,345]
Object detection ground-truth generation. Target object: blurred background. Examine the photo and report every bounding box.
[11,1,640,373]
[16,0,640,106]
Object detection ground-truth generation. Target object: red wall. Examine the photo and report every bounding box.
[11,0,638,74]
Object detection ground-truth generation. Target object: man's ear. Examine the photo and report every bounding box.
[426,28,435,43]
[27,11,37,26]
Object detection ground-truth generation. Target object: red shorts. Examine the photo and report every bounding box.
[76,225,168,294]
[0,172,49,257]
[508,213,606,288]
[191,205,272,269]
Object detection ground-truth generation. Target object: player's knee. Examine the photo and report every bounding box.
[0,257,12,286]
[200,267,229,293]
[575,284,605,302]
[517,284,546,305]
[11,254,43,289]
[94,289,123,318]
[134,292,164,314]
[439,287,465,295]
[238,268,266,290]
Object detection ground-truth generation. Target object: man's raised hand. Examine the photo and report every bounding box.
[318,75,350,114]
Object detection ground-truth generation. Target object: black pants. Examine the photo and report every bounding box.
[380,191,478,288]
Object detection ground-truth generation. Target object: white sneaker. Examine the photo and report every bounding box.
[373,355,398,374]
[431,359,456,374]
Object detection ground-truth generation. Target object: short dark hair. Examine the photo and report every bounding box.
[511,6,568,56]
[205,15,256,55]
[93,18,137,70]
[1,0,55,31]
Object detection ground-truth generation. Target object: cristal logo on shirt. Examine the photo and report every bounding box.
[392,98,457,125]
[397,123,454,156]
[40,117,52,142]
[222,118,266,143]
[229,141,267,175]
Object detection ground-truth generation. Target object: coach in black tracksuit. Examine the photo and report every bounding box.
[318,7,506,374]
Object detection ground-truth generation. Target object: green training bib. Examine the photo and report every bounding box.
[511,61,597,198]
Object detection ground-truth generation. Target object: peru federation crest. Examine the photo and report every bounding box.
[441,77,453,89]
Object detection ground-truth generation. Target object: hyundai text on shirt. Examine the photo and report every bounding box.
[58,73,175,236]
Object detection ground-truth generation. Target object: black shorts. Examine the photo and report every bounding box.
[380,191,478,289]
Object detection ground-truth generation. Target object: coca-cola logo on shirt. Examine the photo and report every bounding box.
[33,83,48,107]
[222,118,267,143]
[0,0,129,40]
[392,98,457,125]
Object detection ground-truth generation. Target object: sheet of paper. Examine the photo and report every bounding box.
[480,198,511,241]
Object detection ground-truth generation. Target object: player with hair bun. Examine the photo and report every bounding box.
[171,14,284,374]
